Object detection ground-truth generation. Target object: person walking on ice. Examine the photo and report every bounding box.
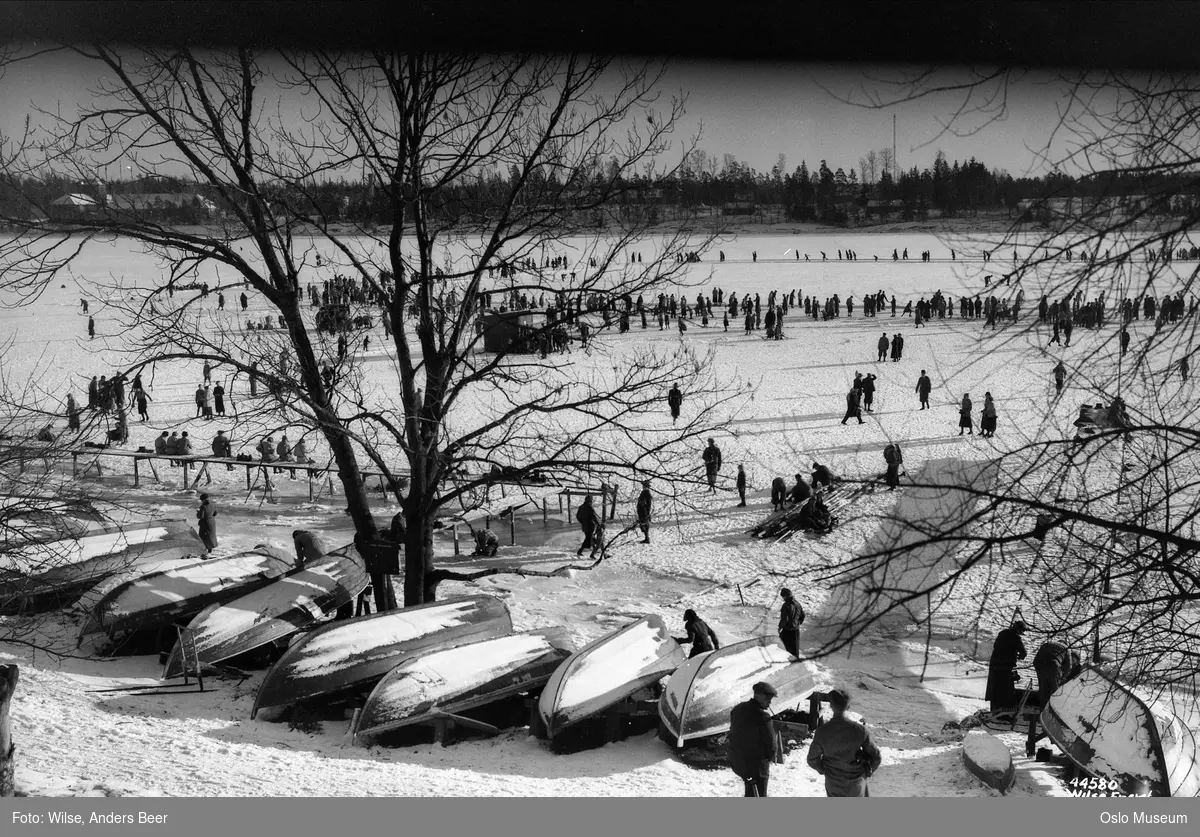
[736,464,747,507]
[981,392,998,437]
[915,370,932,409]
[635,480,652,544]
[702,438,722,494]
[777,588,804,657]
[575,494,602,557]
[877,332,889,362]
[667,382,683,423]
[959,393,974,436]
[1053,361,1067,394]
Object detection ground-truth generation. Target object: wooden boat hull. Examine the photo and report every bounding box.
[538,615,685,739]
[163,545,368,679]
[1042,665,1200,797]
[658,635,817,746]
[1,522,203,610]
[252,595,513,718]
[76,545,293,641]
[352,627,574,739]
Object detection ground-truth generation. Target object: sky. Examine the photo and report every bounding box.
[664,61,1073,179]
[0,50,1076,182]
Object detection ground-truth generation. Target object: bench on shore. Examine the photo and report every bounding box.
[0,442,409,503]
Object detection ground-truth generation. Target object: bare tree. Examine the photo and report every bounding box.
[0,47,742,609]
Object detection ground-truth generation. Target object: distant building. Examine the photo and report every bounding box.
[107,193,218,221]
[48,193,102,221]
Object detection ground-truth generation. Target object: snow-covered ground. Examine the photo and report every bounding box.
[2,230,1175,797]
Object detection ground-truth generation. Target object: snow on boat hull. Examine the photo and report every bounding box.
[252,595,513,718]
[538,615,685,740]
[1,522,203,610]
[352,627,574,740]
[658,635,817,747]
[76,545,293,641]
[1042,665,1200,797]
[163,544,369,679]
[74,556,206,640]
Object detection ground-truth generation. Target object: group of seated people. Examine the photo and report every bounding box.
[769,461,838,532]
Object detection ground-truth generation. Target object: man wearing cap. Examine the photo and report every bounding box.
[985,620,1028,713]
[807,688,882,796]
[727,682,778,797]
[778,588,805,657]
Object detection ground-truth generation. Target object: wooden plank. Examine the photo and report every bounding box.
[428,709,501,737]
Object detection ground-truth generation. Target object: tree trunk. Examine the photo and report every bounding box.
[0,664,18,797]
[403,502,438,606]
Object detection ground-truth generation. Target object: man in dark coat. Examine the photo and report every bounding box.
[877,332,889,362]
[1053,361,1067,394]
[811,462,834,490]
[667,383,683,423]
[1032,641,1082,706]
[806,688,882,797]
[196,494,218,553]
[673,608,720,659]
[778,588,804,657]
[635,480,652,544]
[915,370,932,409]
[727,682,778,797]
[861,373,877,412]
[789,473,812,505]
[575,494,602,557]
[213,382,226,416]
[736,464,747,507]
[840,386,863,424]
[985,620,1028,713]
[883,443,902,490]
[771,476,788,511]
[702,438,722,493]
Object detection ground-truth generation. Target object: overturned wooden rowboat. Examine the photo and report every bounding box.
[75,544,293,643]
[1,521,204,612]
[251,595,513,718]
[538,615,685,741]
[658,635,817,748]
[1042,665,1199,797]
[162,544,368,679]
[352,627,574,741]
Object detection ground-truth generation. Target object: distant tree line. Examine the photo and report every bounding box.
[7,150,1200,229]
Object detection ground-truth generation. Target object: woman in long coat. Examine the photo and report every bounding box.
[985,620,1027,712]
[958,393,974,436]
[196,494,218,553]
[981,392,998,437]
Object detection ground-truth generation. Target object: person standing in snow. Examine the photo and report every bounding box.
[635,480,652,544]
[806,688,882,797]
[673,608,720,659]
[575,494,602,557]
[667,383,683,423]
[985,620,1027,713]
[959,393,974,436]
[778,588,804,657]
[981,392,998,438]
[736,464,747,507]
[1053,361,1067,394]
[702,438,722,493]
[727,681,778,797]
[915,370,932,409]
[196,494,218,553]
